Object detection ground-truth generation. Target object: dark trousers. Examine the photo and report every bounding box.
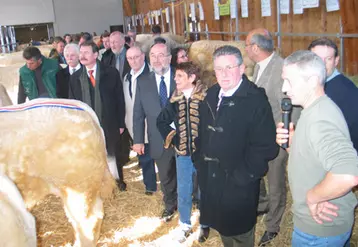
[115,129,131,183]
[155,148,177,212]
[139,144,157,192]
[220,227,255,247]
[258,147,288,232]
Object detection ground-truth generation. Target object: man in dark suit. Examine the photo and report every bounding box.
[68,41,126,190]
[101,31,130,81]
[133,42,177,221]
[245,28,300,246]
[56,43,82,98]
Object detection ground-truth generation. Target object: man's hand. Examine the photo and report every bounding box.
[133,144,145,155]
[276,122,295,152]
[307,190,339,224]
[119,128,125,135]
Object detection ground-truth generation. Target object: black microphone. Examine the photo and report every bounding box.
[281,98,292,149]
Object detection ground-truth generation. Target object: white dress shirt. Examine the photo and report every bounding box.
[69,63,81,75]
[129,63,146,97]
[86,63,97,78]
[217,79,242,109]
[256,52,274,82]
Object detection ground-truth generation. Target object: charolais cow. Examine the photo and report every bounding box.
[0,98,116,246]
[0,173,36,247]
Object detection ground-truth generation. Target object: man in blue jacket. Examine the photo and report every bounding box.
[308,38,358,151]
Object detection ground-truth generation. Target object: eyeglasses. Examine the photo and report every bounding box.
[127,55,141,61]
[149,53,170,60]
[214,65,240,73]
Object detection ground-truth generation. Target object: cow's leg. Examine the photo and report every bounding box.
[62,189,104,247]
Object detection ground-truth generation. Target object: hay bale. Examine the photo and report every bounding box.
[0,45,53,67]
[0,83,13,106]
[0,45,54,104]
[188,40,255,87]
[136,33,185,45]
[0,64,22,104]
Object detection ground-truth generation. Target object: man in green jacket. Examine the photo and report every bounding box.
[17,47,59,104]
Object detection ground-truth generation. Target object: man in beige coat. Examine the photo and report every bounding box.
[245,28,300,246]
[123,45,157,194]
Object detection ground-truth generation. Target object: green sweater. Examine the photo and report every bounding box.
[19,56,59,100]
[288,95,358,237]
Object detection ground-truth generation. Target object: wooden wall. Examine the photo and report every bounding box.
[123,0,358,75]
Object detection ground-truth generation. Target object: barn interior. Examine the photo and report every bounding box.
[0,0,357,247]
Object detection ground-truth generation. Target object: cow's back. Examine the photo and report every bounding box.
[0,99,108,205]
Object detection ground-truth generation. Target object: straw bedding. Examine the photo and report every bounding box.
[30,159,358,247]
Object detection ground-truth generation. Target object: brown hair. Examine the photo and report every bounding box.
[175,61,201,85]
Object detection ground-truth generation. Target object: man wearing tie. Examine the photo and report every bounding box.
[56,43,82,98]
[123,45,157,195]
[68,41,126,189]
[133,42,177,221]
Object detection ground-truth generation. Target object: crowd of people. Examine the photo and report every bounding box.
[16,25,358,247]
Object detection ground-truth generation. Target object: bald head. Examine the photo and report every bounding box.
[245,28,274,62]
[110,31,125,54]
[127,45,145,73]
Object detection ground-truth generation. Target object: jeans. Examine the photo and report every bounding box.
[292,227,351,247]
[138,144,157,192]
[176,155,196,226]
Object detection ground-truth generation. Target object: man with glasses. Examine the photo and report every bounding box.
[123,45,157,195]
[193,45,278,247]
[245,28,301,246]
[133,42,177,221]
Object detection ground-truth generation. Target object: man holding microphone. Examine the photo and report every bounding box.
[276,50,358,247]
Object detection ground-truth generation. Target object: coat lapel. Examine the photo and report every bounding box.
[148,72,162,109]
[169,67,176,96]
[256,52,278,88]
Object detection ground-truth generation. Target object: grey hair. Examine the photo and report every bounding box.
[213,45,243,65]
[64,43,80,55]
[129,43,144,53]
[284,50,326,85]
[110,31,125,40]
[250,33,274,53]
[150,42,171,56]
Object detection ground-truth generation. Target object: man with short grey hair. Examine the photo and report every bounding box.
[245,28,300,246]
[101,31,130,80]
[193,45,279,247]
[56,43,82,98]
[123,45,156,195]
[277,50,358,247]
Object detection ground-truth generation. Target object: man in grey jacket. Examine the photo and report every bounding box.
[133,42,177,221]
[245,28,300,246]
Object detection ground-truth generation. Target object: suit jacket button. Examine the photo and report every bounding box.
[212,173,216,178]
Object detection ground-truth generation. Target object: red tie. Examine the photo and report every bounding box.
[88,70,96,87]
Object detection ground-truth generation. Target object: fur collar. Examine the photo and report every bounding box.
[170,83,207,103]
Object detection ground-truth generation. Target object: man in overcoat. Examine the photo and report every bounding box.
[193,45,279,247]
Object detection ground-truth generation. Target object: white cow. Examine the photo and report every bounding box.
[0,173,36,247]
[0,98,116,246]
